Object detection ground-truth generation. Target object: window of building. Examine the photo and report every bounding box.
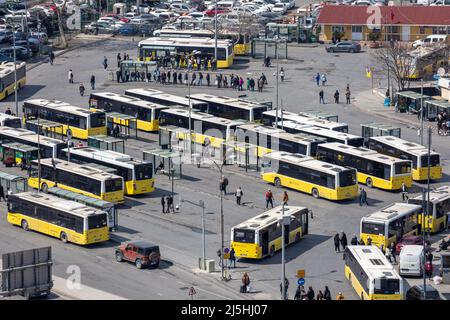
[352,26,363,33]
[331,26,345,34]
[432,27,449,35]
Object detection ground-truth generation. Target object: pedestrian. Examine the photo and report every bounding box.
[0,184,5,201]
[79,83,85,96]
[425,260,433,279]
[334,233,341,253]
[239,77,244,91]
[324,286,331,300]
[294,285,303,300]
[390,242,397,264]
[339,231,348,250]
[173,71,177,84]
[367,237,372,245]
[358,238,365,245]
[359,188,368,206]
[321,73,327,86]
[334,90,340,104]
[250,78,255,91]
[117,53,121,68]
[351,234,358,245]
[346,89,351,104]
[306,286,315,300]
[197,72,203,86]
[165,195,171,213]
[229,247,236,268]
[315,72,320,86]
[280,278,289,299]
[265,189,274,208]
[68,69,74,83]
[258,78,264,92]
[282,191,289,206]
[5,107,11,115]
[241,272,251,293]
[90,75,95,90]
[401,182,408,201]
[49,51,55,65]
[191,72,196,86]
[317,290,324,300]
[113,124,120,138]
[336,292,345,300]
[103,56,108,70]
[319,89,325,104]
[235,186,243,205]
[178,72,182,84]
[280,67,285,82]
[206,73,210,86]
[168,195,174,213]
[161,196,166,213]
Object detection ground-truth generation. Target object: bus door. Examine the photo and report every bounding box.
[301,211,309,235]
[260,230,269,256]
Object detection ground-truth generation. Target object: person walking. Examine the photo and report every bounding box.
[280,67,285,82]
[241,272,251,293]
[235,186,243,205]
[191,72,196,86]
[334,233,341,253]
[294,285,304,300]
[280,278,289,300]
[229,247,236,268]
[319,89,325,104]
[49,51,55,65]
[425,260,433,279]
[197,72,203,86]
[324,286,332,300]
[315,72,320,86]
[68,69,74,84]
[0,185,6,202]
[117,53,121,68]
[282,191,289,206]
[221,176,229,195]
[206,73,210,86]
[316,290,324,300]
[5,107,11,115]
[390,242,397,264]
[168,195,175,213]
[103,56,108,70]
[334,90,340,104]
[79,83,85,96]
[90,75,95,90]
[339,231,348,250]
[351,234,358,245]
[165,195,171,213]
[321,73,327,86]
[265,189,274,208]
[161,196,166,213]
[359,188,368,206]
[401,182,408,201]
[336,292,345,300]
[306,286,315,300]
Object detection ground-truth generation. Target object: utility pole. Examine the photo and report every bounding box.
[214,0,218,63]
[211,159,225,280]
[274,41,280,128]
[423,126,432,299]
[23,2,30,60]
[420,78,424,145]
[281,203,285,300]
[13,27,18,116]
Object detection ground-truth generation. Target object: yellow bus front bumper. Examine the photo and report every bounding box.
[124,179,154,195]
[413,166,442,181]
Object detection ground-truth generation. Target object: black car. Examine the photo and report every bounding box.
[326,41,361,53]
[406,285,441,300]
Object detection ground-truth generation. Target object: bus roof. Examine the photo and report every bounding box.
[0,112,20,121]
[11,192,106,218]
[161,108,245,126]
[409,185,450,204]
[233,205,308,231]
[362,202,421,223]
[264,110,348,130]
[319,142,411,164]
[280,122,359,140]
[189,94,268,110]
[25,99,99,117]
[264,151,352,174]
[369,136,440,157]
[0,127,64,146]
[34,158,123,181]
[156,28,215,37]
[0,61,26,76]
[62,146,148,166]
[125,88,207,107]
[90,92,169,110]
[346,245,401,279]
[139,37,232,48]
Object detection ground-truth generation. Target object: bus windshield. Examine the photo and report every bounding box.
[420,154,440,167]
[105,178,123,192]
[135,163,153,180]
[395,162,411,175]
[252,107,267,122]
[339,170,357,187]
[90,113,106,128]
[361,222,385,235]
[374,279,400,295]
[88,214,108,229]
[233,229,255,243]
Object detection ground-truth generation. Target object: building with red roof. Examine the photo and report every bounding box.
[316,5,450,42]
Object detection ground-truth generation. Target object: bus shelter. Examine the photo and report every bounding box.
[0,171,27,194]
[143,148,183,179]
[47,187,118,231]
[106,112,138,139]
[251,39,288,59]
[234,142,259,172]
[303,110,339,122]
[395,91,431,117]
[25,119,65,140]
[120,60,156,82]
[159,125,191,151]
[425,99,450,119]
[265,23,315,43]
[361,123,401,145]
[87,135,125,153]
[1,143,38,167]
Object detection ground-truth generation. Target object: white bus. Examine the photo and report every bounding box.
[0,112,21,128]
[189,93,270,122]
[263,109,348,132]
[344,245,403,300]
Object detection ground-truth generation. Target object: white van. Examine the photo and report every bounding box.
[412,34,448,48]
[399,245,424,277]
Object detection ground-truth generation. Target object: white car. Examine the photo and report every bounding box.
[124,12,139,19]
[190,12,207,20]
[271,3,287,13]
[351,0,373,5]
[278,0,295,9]
[170,3,193,14]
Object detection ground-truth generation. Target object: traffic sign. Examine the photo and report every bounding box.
[297,278,305,286]
[296,269,305,278]
[66,129,73,140]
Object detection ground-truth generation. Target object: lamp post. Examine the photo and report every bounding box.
[210,158,225,280]
[420,78,424,145]
[280,204,290,300]
[13,25,18,116]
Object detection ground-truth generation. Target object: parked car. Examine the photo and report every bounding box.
[205,7,230,16]
[84,23,111,34]
[0,53,14,62]
[170,3,193,14]
[278,0,295,9]
[0,46,29,60]
[0,30,13,43]
[412,34,448,48]
[271,3,287,13]
[395,235,424,254]
[118,24,137,36]
[326,41,361,53]
[406,284,441,300]
[115,241,161,269]
[15,40,39,54]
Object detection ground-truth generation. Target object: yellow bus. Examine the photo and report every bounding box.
[7,191,109,245]
[0,61,26,101]
[138,37,235,68]
[261,151,358,200]
[61,146,154,196]
[368,136,442,181]
[360,202,421,249]
[230,205,310,259]
[237,123,326,158]
[28,158,124,204]
[409,185,450,233]
[23,99,107,140]
[159,108,244,148]
[344,245,403,300]
[89,92,169,132]
[317,142,412,190]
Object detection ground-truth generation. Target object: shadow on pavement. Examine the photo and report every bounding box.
[4,85,46,102]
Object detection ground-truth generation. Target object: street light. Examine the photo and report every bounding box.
[279,204,290,300]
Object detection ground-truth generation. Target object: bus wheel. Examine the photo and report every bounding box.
[274,178,282,188]
[60,232,68,243]
[21,220,29,231]
[41,183,48,193]
[269,246,275,257]
[312,188,319,198]
[366,178,373,188]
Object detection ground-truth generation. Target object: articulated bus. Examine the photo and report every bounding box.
[0,112,21,128]
[230,206,310,259]
[0,127,65,160]
[261,151,358,200]
[236,123,327,158]
[124,88,208,112]
[277,121,364,147]
[344,245,403,300]
[409,185,450,233]
[159,108,244,148]
[0,61,26,101]
[368,136,442,181]
[138,37,234,68]
[28,158,125,204]
[360,202,421,249]
[317,143,412,190]
[61,146,154,196]
[188,93,270,122]
[89,92,169,132]
[7,192,109,245]
[263,110,348,132]
[23,99,107,140]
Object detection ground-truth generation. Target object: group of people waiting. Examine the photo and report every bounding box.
[437,111,450,136]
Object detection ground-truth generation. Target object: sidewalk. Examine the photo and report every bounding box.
[52,276,127,300]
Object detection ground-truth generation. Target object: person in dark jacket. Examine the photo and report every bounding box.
[307,286,315,300]
[334,233,341,253]
[229,247,236,268]
[0,185,5,201]
[339,231,348,250]
[350,234,358,245]
[90,75,95,90]
[323,286,331,300]
[161,196,166,213]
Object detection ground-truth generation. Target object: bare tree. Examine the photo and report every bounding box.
[372,41,412,91]
[51,0,68,48]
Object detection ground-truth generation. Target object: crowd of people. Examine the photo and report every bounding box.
[437,111,449,136]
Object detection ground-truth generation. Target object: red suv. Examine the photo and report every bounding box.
[115,241,161,269]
